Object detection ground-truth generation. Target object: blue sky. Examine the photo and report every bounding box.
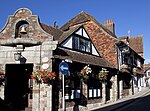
[0,0,150,63]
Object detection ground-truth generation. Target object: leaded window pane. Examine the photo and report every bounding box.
[74,36,79,50]
[72,34,91,53]
[85,40,91,52]
[79,38,85,51]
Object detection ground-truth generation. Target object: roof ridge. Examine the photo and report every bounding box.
[60,11,91,31]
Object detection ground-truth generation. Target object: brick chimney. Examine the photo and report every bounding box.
[104,20,115,34]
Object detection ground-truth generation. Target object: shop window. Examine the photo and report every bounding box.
[65,74,81,100]
[88,77,101,98]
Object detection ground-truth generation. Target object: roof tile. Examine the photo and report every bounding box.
[129,35,143,53]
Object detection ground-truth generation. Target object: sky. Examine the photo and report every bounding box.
[0,0,150,63]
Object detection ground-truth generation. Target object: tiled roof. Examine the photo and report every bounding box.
[40,11,118,44]
[58,24,82,43]
[116,40,144,61]
[144,63,150,72]
[119,36,128,40]
[53,47,115,69]
[40,23,83,44]
[40,22,115,69]
[118,36,129,44]
[40,23,63,41]
[60,11,90,31]
[129,35,143,53]
[60,11,117,38]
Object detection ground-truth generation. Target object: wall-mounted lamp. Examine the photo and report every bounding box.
[14,52,21,61]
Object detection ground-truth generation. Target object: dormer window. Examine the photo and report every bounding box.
[73,35,91,53]
[72,27,91,53]
[61,27,99,56]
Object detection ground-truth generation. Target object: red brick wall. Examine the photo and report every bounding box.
[84,22,118,67]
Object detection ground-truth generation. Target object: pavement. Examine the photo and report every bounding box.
[90,87,150,111]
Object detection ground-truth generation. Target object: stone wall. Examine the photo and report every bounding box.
[0,8,58,111]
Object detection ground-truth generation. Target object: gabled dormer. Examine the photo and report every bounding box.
[60,26,99,56]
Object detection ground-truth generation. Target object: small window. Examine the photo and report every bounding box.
[79,38,85,51]
[73,36,91,53]
[137,59,141,68]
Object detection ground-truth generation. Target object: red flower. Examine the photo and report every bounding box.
[31,75,36,79]
[0,72,4,75]
[81,69,85,72]
[31,69,56,84]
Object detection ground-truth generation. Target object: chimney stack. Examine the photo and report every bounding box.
[104,20,115,34]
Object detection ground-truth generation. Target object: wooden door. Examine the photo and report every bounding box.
[4,64,33,111]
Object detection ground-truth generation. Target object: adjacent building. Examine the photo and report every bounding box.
[144,63,150,87]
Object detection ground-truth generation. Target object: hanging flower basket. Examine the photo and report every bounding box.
[31,69,56,85]
[0,72,4,75]
[80,65,92,81]
[120,64,128,73]
[98,68,108,82]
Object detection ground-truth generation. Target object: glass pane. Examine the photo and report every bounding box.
[75,90,80,98]
[93,89,97,97]
[71,90,74,99]
[85,40,91,52]
[98,89,101,97]
[74,36,79,50]
[79,38,85,51]
[89,89,93,97]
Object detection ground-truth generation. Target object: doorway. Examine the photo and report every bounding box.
[4,64,33,111]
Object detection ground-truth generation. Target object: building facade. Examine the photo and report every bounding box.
[0,8,145,111]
